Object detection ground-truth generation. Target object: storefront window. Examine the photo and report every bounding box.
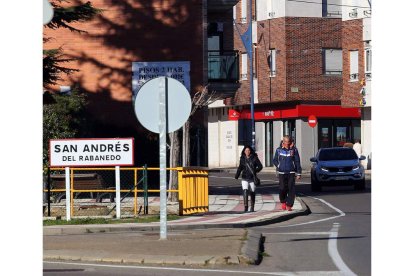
[336,126,348,147]
[238,119,252,146]
[283,120,296,142]
[318,119,360,148]
[320,127,330,148]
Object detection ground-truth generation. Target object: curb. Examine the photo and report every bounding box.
[240,230,263,265]
[44,229,260,266]
[43,197,310,236]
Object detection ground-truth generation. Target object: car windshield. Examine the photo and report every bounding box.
[318,148,358,161]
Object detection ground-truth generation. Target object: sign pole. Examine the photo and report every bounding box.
[115,165,121,219]
[65,167,71,221]
[313,127,315,157]
[159,77,168,240]
[308,115,318,157]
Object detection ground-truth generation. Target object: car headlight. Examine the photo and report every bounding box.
[321,167,329,172]
[352,165,359,170]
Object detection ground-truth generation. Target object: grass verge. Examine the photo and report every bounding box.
[43,215,181,226]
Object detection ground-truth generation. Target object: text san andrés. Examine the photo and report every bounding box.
[54,143,130,162]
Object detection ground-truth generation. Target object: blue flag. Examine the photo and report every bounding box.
[241,24,252,59]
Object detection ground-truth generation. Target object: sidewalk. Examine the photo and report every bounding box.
[44,194,309,235]
[44,193,309,266]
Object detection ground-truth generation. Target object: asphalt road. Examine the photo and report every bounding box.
[44,171,371,275]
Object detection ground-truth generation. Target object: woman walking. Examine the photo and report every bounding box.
[235,145,263,212]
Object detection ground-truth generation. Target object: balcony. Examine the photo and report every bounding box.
[208,51,240,98]
[208,0,239,12]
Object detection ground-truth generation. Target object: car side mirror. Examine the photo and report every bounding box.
[359,155,366,161]
[310,157,317,162]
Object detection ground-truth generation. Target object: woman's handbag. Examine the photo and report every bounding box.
[245,159,261,186]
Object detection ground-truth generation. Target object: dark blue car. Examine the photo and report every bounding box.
[310,147,366,191]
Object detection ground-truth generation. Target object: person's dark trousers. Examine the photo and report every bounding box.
[250,192,255,212]
[243,189,249,212]
[278,173,296,207]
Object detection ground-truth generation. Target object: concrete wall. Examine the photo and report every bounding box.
[286,0,322,18]
[342,0,371,21]
[207,108,239,167]
[295,119,318,170]
[361,107,371,169]
[219,120,239,166]
[255,122,266,165]
[273,120,283,148]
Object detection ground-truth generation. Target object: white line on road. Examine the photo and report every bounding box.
[262,232,332,235]
[328,223,357,276]
[43,261,342,275]
[275,195,345,227]
[263,224,356,276]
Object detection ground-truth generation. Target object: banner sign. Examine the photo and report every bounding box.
[228,109,241,120]
[132,61,190,100]
[228,105,361,120]
[49,138,134,167]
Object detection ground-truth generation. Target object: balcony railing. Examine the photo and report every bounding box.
[208,51,239,82]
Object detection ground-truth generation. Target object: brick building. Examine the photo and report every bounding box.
[43,0,372,169]
[207,0,372,169]
[44,0,208,166]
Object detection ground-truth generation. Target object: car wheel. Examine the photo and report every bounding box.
[311,176,322,192]
[354,178,366,190]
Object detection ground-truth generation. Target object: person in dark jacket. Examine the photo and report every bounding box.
[273,135,302,211]
[235,145,263,212]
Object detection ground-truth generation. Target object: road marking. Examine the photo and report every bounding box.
[275,195,345,228]
[263,232,332,235]
[43,261,341,275]
[263,223,357,276]
[328,223,357,276]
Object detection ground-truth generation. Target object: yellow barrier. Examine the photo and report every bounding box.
[45,167,209,216]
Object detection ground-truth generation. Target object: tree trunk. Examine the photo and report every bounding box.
[168,131,180,202]
[182,120,190,167]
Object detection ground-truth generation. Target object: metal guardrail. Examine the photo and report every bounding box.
[44,166,209,217]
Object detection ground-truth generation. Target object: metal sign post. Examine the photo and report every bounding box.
[65,167,71,221]
[159,77,168,240]
[308,115,318,157]
[115,166,121,219]
[133,76,191,241]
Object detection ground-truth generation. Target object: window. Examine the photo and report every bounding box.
[269,49,276,77]
[241,53,248,80]
[322,0,342,18]
[365,47,372,79]
[323,49,342,75]
[350,50,359,81]
[241,0,247,23]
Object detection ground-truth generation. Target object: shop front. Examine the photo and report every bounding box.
[208,104,361,170]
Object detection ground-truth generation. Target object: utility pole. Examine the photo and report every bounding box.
[248,0,255,149]
[234,0,255,149]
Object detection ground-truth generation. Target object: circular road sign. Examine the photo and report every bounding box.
[134,77,191,134]
[308,115,317,128]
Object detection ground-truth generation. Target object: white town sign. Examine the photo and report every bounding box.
[49,138,134,167]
